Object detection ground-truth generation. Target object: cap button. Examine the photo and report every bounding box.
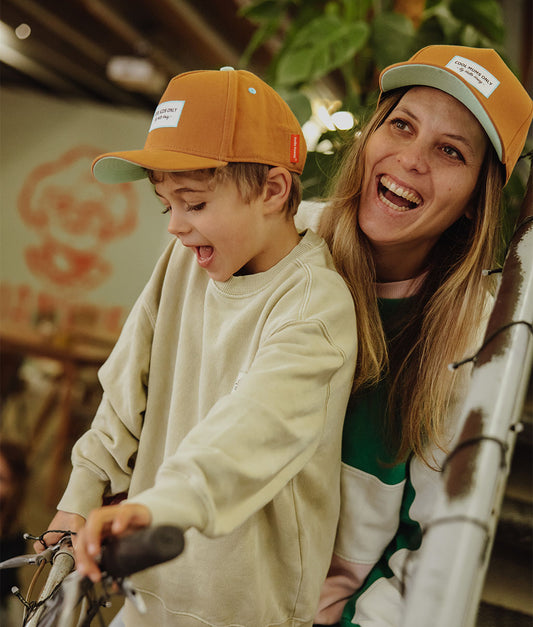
[219,66,235,72]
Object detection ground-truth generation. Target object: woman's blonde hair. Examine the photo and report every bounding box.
[320,89,505,465]
[149,163,302,219]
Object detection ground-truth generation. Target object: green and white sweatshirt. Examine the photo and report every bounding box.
[58,229,357,627]
[315,297,444,625]
[315,287,483,627]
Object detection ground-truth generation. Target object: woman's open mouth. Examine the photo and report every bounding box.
[378,174,422,211]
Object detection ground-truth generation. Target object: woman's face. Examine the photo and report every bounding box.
[358,86,488,280]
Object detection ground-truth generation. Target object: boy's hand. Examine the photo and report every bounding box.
[74,502,152,582]
[34,510,85,553]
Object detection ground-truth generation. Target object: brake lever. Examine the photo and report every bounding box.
[0,544,59,569]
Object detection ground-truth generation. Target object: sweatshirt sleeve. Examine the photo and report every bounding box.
[57,243,174,518]
[130,307,356,536]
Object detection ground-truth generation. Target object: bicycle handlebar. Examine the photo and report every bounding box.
[99,525,185,579]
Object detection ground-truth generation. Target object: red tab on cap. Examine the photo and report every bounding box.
[290,134,300,163]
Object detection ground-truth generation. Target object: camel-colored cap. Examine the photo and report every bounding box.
[379,45,532,183]
[92,68,306,183]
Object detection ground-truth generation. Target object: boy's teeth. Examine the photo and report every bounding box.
[197,246,213,260]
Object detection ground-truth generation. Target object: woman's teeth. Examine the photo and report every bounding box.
[378,175,422,211]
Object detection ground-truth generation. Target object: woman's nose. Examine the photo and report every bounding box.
[397,139,430,174]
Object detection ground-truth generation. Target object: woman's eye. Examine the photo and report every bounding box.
[442,145,465,162]
[390,118,409,131]
[161,206,171,215]
[186,202,206,212]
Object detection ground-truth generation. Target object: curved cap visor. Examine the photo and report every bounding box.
[380,64,503,161]
[92,151,228,184]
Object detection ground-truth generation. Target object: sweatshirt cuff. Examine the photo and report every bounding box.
[129,482,208,533]
[57,465,108,518]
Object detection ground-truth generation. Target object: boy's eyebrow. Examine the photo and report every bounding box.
[153,185,207,198]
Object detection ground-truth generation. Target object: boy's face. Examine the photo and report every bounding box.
[154,171,275,281]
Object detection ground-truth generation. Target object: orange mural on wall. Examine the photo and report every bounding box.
[18,146,139,293]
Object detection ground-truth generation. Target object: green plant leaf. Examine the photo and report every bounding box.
[279,90,313,126]
[301,151,339,200]
[239,0,289,22]
[371,12,415,70]
[275,15,369,86]
[421,4,462,41]
[240,17,282,67]
[449,0,505,43]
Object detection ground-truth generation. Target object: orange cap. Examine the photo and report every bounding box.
[92,68,307,183]
[379,45,532,183]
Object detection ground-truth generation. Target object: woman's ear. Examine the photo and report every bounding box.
[262,167,292,214]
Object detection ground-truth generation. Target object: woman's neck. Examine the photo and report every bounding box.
[372,243,430,282]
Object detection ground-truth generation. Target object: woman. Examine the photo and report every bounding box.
[307,45,532,626]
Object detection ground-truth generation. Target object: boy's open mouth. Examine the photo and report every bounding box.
[378,174,422,211]
[195,245,214,267]
[197,246,213,259]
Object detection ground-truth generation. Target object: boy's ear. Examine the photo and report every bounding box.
[263,167,292,214]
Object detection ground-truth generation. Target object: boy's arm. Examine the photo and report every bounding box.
[57,242,178,518]
[57,291,154,519]
[129,293,357,536]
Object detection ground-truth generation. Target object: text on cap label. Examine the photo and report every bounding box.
[446,56,500,98]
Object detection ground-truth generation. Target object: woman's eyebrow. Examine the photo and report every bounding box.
[393,104,419,122]
[394,105,477,154]
[442,132,476,153]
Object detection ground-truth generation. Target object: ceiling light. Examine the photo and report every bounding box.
[107,56,166,95]
[15,23,31,40]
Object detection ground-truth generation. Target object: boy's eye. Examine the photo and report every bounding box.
[186,202,206,212]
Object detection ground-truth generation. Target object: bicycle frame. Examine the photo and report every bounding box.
[24,545,75,627]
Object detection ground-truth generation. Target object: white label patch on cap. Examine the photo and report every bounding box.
[149,100,185,131]
[445,56,500,98]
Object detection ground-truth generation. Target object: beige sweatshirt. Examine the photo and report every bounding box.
[58,229,357,626]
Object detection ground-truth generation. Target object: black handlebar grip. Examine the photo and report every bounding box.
[99,525,185,579]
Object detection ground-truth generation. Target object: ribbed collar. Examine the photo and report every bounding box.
[212,229,321,297]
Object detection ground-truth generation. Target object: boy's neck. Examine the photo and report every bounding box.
[238,220,301,276]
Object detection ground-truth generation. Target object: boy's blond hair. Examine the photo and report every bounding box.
[149,163,302,219]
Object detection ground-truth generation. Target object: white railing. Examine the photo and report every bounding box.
[402,174,533,627]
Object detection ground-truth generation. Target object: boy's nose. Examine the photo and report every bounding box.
[167,210,191,237]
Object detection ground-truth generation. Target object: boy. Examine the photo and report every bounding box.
[41,68,357,626]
